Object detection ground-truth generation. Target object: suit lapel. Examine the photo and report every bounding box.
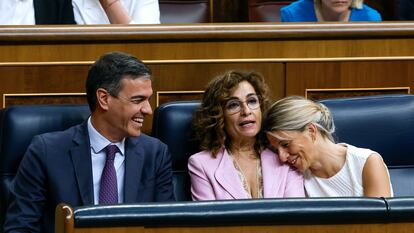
[124,137,144,202]
[214,149,249,199]
[261,149,280,198]
[32,0,41,24]
[70,122,94,205]
[33,0,55,24]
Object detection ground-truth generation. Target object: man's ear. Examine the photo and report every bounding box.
[96,88,110,110]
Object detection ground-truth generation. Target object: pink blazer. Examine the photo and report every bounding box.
[188,148,305,200]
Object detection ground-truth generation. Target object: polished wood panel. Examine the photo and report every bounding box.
[0,64,88,106]
[151,62,284,98]
[286,61,414,97]
[3,94,87,108]
[1,37,413,61]
[0,61,284,133]
[147,223,414,233]
[0,65,87,90]
[1,23,414,61]
[1,23,414,133]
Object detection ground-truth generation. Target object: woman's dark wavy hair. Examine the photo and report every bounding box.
[192,70,271,157]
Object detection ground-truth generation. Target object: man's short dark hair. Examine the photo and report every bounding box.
[86,51,152,112]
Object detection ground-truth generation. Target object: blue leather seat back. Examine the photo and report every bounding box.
[72,198,388,227]
[386,197,414,222]
[0,104,90,229]
[320,94,414,196]
[152,101,201,201]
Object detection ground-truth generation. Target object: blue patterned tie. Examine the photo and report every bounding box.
[99,144,119,204]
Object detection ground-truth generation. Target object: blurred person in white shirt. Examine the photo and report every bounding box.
[0,0,159,25]
[0,0,75,25]
[72,0,160,24]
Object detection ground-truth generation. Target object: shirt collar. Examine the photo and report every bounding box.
[87,117,125,156]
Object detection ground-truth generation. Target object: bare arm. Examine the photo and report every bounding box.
[362,153,392,197]
[99,0,132,24]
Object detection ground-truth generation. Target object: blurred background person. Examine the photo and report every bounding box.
[0,0,75,25]
[262,96,393,197]
[280,0,381,22]
[72,0,160,24]
[188,71,304,201]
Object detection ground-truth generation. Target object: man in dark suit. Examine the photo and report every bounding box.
[3,52,175,233]
[34,0,75,24]
[0,0,74,25]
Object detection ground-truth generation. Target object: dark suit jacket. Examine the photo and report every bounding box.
[34,0,75,24]
[4,121,175,233]
[399,0,414,20]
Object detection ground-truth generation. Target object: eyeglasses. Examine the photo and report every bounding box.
[224,95,261,115]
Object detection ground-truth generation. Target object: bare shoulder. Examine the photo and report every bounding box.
[365,153,385,168]
[362,153,392,197]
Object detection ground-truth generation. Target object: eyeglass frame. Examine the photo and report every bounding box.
[223,94,262,115]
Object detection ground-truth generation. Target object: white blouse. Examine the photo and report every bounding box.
[72,0,160,24]
[0,0,35,25]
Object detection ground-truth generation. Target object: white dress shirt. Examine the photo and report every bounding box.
[0,0,35,25]
[72,0,160,24]
[87,117,126,204]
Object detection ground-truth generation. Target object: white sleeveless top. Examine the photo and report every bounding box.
[304,144,393,197]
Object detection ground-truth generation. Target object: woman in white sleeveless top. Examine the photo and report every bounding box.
[72,0,160,24]
[262,96,393,197]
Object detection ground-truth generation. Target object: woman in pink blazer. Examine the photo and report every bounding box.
[188,70,305,200]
